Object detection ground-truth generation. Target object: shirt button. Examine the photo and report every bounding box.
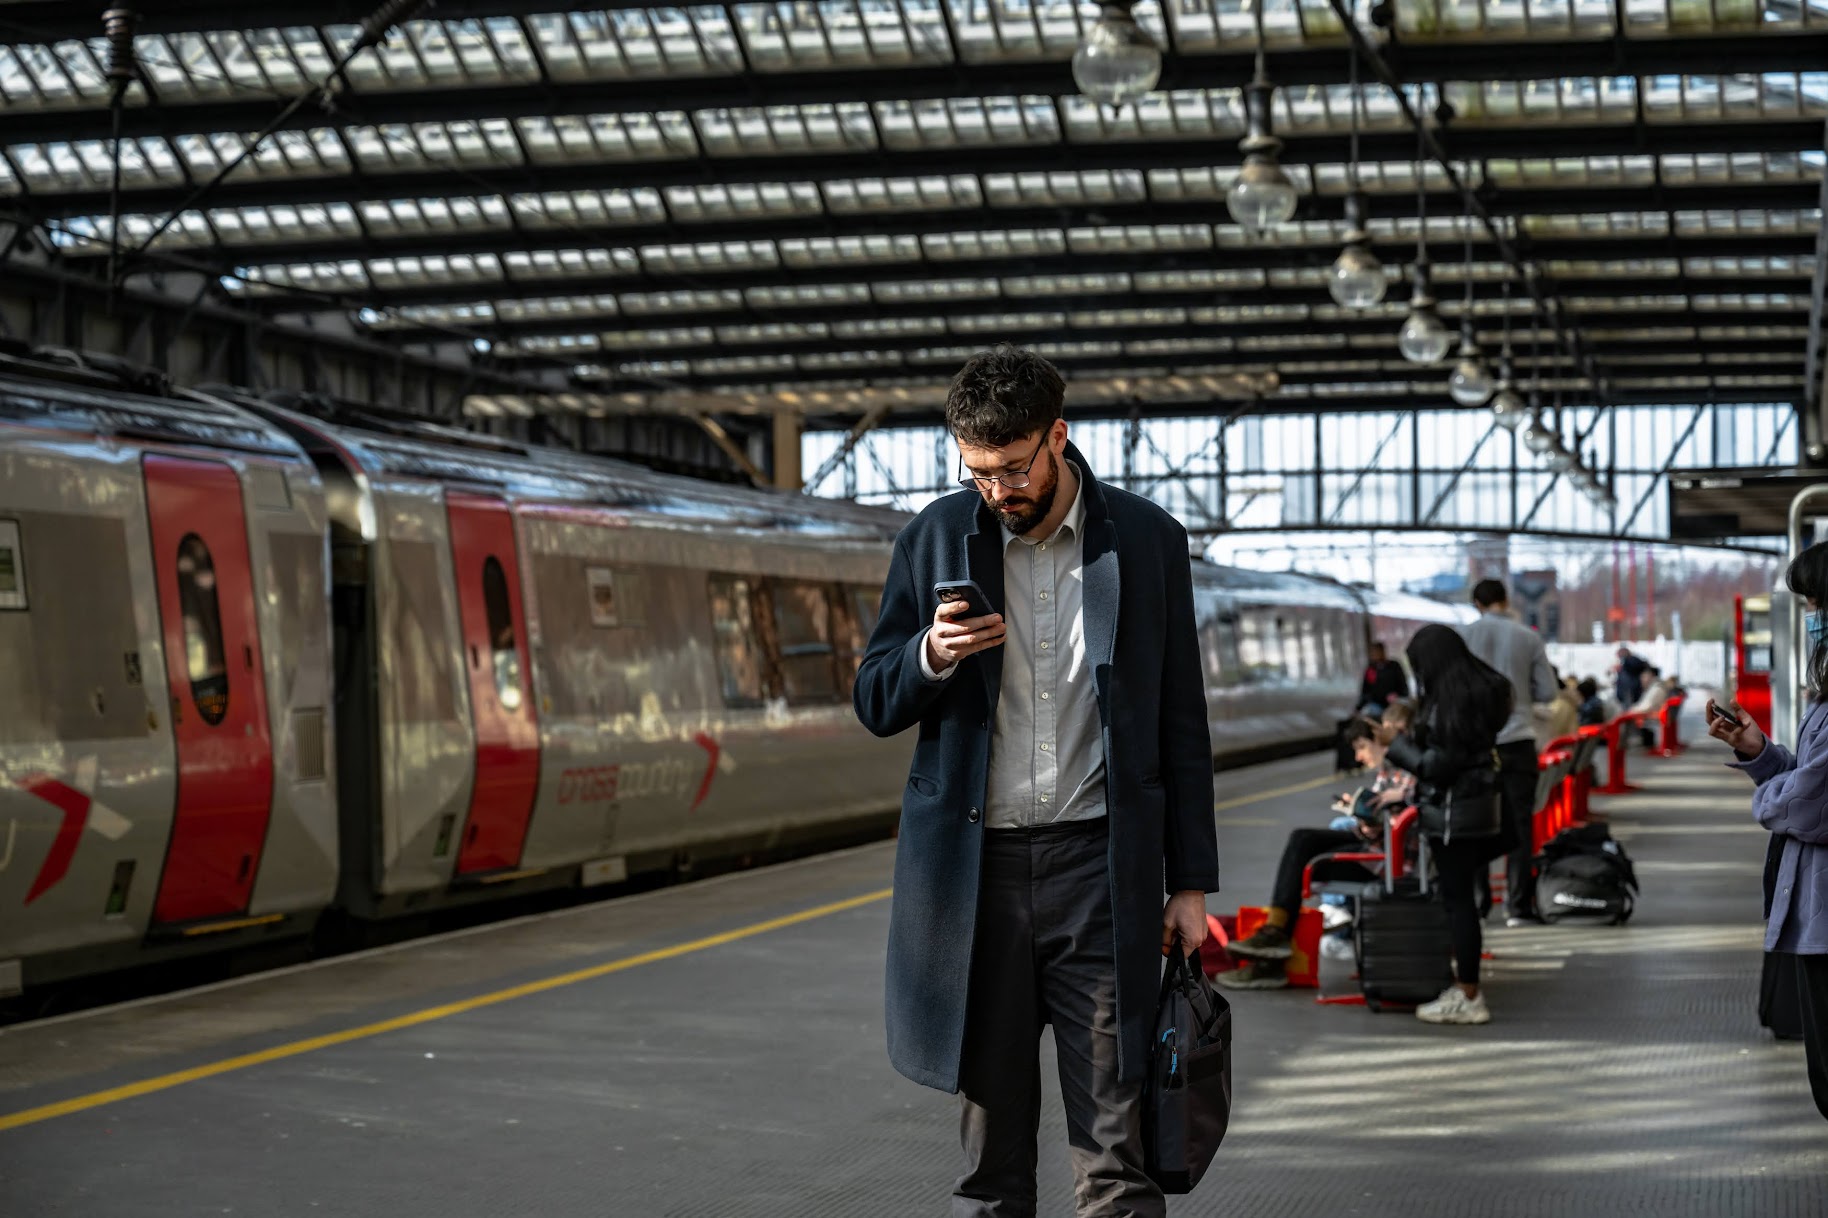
[1039,592,1049,601]
[1040,692,1050,700]
[967,807,981,823]
[1039,543,1047,552]
[1039,641,1050,650]
[1040,743,1051,752]
[1038,795,1049,803]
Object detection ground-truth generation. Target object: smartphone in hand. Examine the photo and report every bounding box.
[1708,701,1743,727]
[934,579,998,620]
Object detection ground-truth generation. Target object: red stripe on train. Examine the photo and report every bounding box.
[18,775,89,905]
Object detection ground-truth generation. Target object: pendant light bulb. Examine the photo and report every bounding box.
[1398,261,1452,365]
[1398,308,1452,365]
[1228,64,1297,234]
[1072,1,1162,110]
[1489,384,1526,430]
[1229,154,1298,234]
[1545,442,1576,473]
[1447,328,1495,406]
[1522,416,1556,455]
[1329,193,1386,309]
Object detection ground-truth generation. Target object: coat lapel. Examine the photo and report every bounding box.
[1073,444,1122,691]
[1082,518,1121,676]
[965,503,1006,715]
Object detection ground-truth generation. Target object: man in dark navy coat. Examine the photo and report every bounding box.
[854,346,1220,1217]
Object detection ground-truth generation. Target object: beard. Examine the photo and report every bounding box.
[989,448,1059,535]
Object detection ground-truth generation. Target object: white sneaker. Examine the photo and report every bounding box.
[1321,903,1354,930]
[1416,986,1491,1025]
[1320,935,1356,961]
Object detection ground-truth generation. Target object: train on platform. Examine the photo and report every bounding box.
[0,353,1471,995]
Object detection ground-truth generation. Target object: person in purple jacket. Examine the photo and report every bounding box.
[1709,540,1828,1122]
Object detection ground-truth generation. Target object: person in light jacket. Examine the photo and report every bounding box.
[1710,540,1828,1122]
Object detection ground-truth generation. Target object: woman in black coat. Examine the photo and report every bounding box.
[1385,624,1514,1026]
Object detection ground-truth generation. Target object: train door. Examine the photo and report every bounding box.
[446,494,541,874]
[144,455,275,924]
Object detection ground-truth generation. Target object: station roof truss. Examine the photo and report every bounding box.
[0,0,1824,435]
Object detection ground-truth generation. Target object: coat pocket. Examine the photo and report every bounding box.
[907,773,939,798]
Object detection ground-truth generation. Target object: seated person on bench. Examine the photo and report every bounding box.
[1217,718,1415,991]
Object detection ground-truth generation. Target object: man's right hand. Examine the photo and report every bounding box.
[1706,698,1766,759]
[925,597,1006,671]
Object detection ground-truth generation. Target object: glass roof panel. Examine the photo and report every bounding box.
[731,0,956,72]
[822,175,985,214]
[876,97,1061,148]
[718,321,835,344]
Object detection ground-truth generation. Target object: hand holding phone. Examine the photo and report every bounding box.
[927,580,1005,670]
[1704,697,1766,758]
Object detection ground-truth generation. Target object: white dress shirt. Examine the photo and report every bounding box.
[920,466,1106,828]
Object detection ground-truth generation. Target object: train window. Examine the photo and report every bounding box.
[850,587,881,639]
[772,580,838,704]
[0,518,25,610]
[0,512,143,745]
[385,540,461,725]
[829,585,878,697]
[708,575,766,707]
[482,556,524,712]
[176,533,229,726]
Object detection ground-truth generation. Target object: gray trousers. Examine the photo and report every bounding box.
[953,818,1163,1218]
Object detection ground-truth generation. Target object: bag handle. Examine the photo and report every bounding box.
[1170,945,1216,1026]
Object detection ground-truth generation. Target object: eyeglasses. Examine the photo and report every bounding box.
[958,434,1048,492]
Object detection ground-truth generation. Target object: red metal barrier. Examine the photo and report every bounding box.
[1595,712,1646,794]
[1652,694,1687,757]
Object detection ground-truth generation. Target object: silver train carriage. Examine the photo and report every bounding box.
[0,368,1459,993]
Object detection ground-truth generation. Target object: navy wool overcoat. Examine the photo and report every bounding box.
[853,443,1221,1092]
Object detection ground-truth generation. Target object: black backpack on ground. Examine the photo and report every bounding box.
[1533,824,1637,925]
[1355,871,1455,1012]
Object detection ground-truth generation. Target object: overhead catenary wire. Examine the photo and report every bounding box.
[116,0,432,281]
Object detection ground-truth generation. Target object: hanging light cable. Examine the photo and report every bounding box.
[1329,46,1384,308]
[1227,10,1298,234]
[1544,384,1576,472]
[1489,273,1526,429]
[1521,319,1556,455]
[1447,164,1495,405]
[1072,0,1162,110]
[1397,100,1451,364]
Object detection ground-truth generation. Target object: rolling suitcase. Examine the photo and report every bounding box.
[1354,839,1453,1012]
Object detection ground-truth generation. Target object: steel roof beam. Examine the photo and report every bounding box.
[496,330,1802,370]
[569,353,1804,394]
[238,230,1814,311]
[371,280,1814,341]
[54,180,1823,267]
[18,119,1822,221]
[0,9,1821,102]
[599,381,1805,431]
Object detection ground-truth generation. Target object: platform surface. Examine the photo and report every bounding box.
[2,722,1823,1216]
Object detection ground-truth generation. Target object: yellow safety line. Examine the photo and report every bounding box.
[1213,773,1334,812]
[0,887,893,1134]
[2,768,1328,1133]
[179,913,286,937]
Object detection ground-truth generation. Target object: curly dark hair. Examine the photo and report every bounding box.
[944,344,1066,448]
[1785,540,1828,701]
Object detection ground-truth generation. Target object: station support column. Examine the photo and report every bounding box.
[773,409,803,492]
